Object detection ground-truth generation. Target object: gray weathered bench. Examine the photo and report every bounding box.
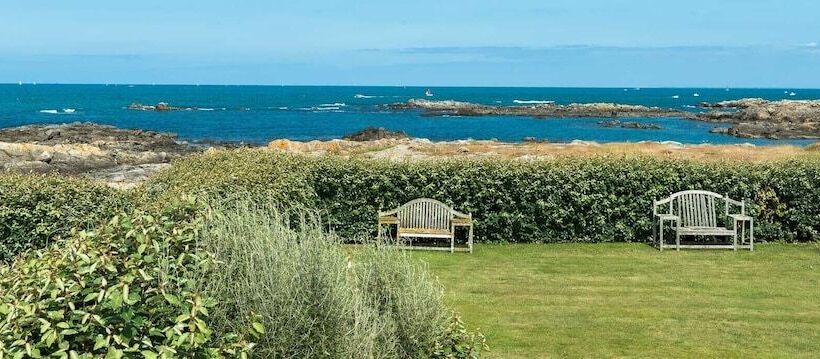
[653,190,753,251]
[377,198,473,253]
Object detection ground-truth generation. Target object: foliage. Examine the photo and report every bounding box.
[433,314,488,359]
[0,197,253,358]
[148,150,820,243]
[0,174,133,262]
[195,198,485,358]
[146,149,317,207]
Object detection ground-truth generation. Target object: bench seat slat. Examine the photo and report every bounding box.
[677,227,735,236]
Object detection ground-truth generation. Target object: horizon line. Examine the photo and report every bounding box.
[2,82,819,90]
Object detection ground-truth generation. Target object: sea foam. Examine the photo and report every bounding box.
[513,100,555,104]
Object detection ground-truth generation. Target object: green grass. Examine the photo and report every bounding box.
[414,243,820,358]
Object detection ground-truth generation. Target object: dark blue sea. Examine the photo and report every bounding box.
[1,84,817,145]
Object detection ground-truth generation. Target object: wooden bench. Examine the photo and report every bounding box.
[377,198,473,253]
[653,190,754,251]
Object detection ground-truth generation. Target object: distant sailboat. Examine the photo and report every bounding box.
[17,81,22,86]
[693,93,700,97]
[425,89,433,97]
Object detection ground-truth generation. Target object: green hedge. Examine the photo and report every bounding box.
[147,150,820,243]
[0,174,133,261]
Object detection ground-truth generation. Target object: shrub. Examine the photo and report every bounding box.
[148,150,820,243]
[194,198,485,358]
[0,197,253,357]
[146,149,317,207]
[0,173,133,262]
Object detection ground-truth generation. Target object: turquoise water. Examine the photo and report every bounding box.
[1,84,817,145]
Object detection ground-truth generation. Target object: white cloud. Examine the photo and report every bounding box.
[802,42,817,48]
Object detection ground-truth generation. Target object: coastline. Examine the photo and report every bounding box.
[0,122,816,189]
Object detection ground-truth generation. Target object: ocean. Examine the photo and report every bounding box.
[1,84,817,145]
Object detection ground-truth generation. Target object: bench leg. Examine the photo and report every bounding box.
[468,225,474,254]
[741,221,746,246]
[675,231,680,251]
[659,220,664,251]
[733,231,738,251]
[750,218,754,251]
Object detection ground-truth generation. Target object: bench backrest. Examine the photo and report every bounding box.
[396,198,453,230]
[671,190,721,228]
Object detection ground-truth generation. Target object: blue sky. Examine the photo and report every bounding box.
[1,0,819,87]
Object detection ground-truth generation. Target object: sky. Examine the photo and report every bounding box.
[1,0,819,87]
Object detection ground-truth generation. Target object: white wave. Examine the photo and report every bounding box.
[513,100,555,104]
[197,108,215,111]
[354,94,377,99]
[63,108,76,113]
[672,95,680,99]
[278,107,288,110]
[319,102,346,107]
[315,106,341,111]
[39,109,59,114]
[682,105,698,108]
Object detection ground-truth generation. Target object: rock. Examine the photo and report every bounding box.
[343,127,408,141]
[598,120,661,130]
[45,129,60,140]
[696,99,820,139]
[388,99,687,119]
[36,151,52,163]
[4,160,52,173]
[128,102,182,111]
[699,98,770,109]
[0,123,214,180]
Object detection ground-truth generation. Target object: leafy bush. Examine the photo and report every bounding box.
[195,198,486,358]
[0,197,253,358]
[148,150,820,243]
[433,314,488,359]
[0,174,133,262]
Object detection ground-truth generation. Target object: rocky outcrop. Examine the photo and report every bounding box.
[697,99,820,139]
[0,122,224,186]
[699,98,770,109]
[388,99,687,118]
[598,120,661,130]
[128,102,179,111]
[343,127,408,141]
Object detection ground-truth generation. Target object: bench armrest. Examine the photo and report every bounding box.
[728,214,752,221]
[451,210,471,219]
[655,214,679,221]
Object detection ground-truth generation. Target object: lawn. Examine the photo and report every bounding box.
[414,243,820,358]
